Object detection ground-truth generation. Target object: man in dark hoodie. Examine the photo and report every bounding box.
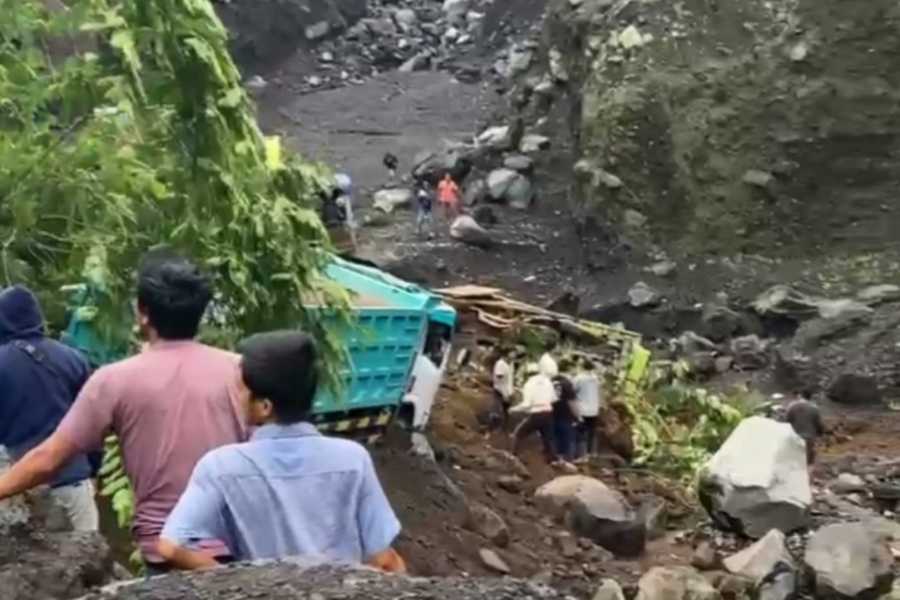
[0,285,98,531]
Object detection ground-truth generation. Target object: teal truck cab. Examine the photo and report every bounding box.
[61,256,456,440]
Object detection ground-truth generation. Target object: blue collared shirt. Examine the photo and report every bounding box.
[161,422,401,563]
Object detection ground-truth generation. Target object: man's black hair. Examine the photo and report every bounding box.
[137,248,212,340]
[239,330,319,424]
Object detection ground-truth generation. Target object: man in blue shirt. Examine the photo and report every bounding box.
[158,330,406,572]
[0,285,98,531]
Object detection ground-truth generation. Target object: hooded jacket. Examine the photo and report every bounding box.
[0,286,94,487]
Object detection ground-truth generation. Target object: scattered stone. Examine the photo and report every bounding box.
[628,281,662,308]
[816,298,873,320]
[373,188,413,214]
[557,532,580,558]
[548,47,569,82]
[648,260,677,277]
[756,562,797,600]
[804,523,893,599]
[463,179,488,207]
[827,373,882,406]
[486,168,519,200]
[723,529,793,581]
[789,42,808,62]
[714,356,734,373]
[593,578,626,600]
[692,542,720,571]
[399,52,431,72]
[505,175,534,210]
[596,169,623,189]
[618,25,648,50]
[752,285,820,319]
[535,475,645,557]
[507,47,534,77]
[730,335,769,370]
[742,169,774,188]
[478,126,512,150]
[412,148,471,183]
[393,8,418,29]
[442,0,472,23]
[473,205,498,228]
[479,548,511,574]
[504,155,534,173]
[635,567,719,600]
[857,284,900,305]
[245,75,267,90]
[497,475,525,494]
[520,134,551,153]
[450,215,493,248]
[699,417,811,538]
[636,496,667,540]
[305,20,331,41]
[466,503,510,548]
[701,304,742,342]
[623,208,648,228]
[830,473,867,494]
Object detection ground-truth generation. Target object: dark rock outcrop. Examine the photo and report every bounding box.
[76,560,572,600]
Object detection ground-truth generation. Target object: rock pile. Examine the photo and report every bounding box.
[76,559,573,600]
[0,449,115,600]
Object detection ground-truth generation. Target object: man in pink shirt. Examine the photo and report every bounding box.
[0,249,246,573]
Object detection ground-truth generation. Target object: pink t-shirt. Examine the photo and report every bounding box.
[58,340,247,561]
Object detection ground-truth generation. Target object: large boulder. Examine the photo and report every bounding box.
[464,503,510,548]
[535,475,645,557]
[804,523,894,599]
[450,215,493,248]
[412,148,472,184]
[372,188,413,214]
[76,560,573,600]
[723,529,794,581]
[730,335,769,370]
[827,373,882,406]
[698,417,811,538]
[486,169,534,208]
[634,567,720,600]
[0,448,115,600]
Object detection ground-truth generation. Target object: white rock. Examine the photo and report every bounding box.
[245,75,267,90]
[393,8,418,28]
[549,47,569,82]
[477,125,511,149]
[373,188,414,214]
[699,417,811,538]
[486,168,519,199]
[628,281,661,308]
[593,579,625,600]
[597,169,623,189]
[450,215,493,247]
[635,567,719,600]
[724,529,794,581]
[742,169,774,187]
[520,134,551,153]
[805,523,894,598]
[305,20,330,41]
[619,25,646,49]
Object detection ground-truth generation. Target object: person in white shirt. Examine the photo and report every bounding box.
[491,353,515,429]
[573,359,603,458]
[510,363,557,463]
[539,352,558,378]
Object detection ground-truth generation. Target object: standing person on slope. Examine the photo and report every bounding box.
[510,363,557,464]
[0,249,247,575]
[436,173,461,222]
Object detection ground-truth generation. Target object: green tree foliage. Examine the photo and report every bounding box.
[2,0,351,565]
[0,0,349,359]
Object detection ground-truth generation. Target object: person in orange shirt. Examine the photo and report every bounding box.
[436,173,460,222]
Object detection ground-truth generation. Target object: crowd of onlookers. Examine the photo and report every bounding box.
[0,249,405,574]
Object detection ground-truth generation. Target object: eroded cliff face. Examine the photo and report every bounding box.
[548,0,900,259]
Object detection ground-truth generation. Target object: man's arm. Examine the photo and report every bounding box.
[0,431,80,500]
[157,538,220,571]
[357,451,403,571]
[158,454,229,571]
